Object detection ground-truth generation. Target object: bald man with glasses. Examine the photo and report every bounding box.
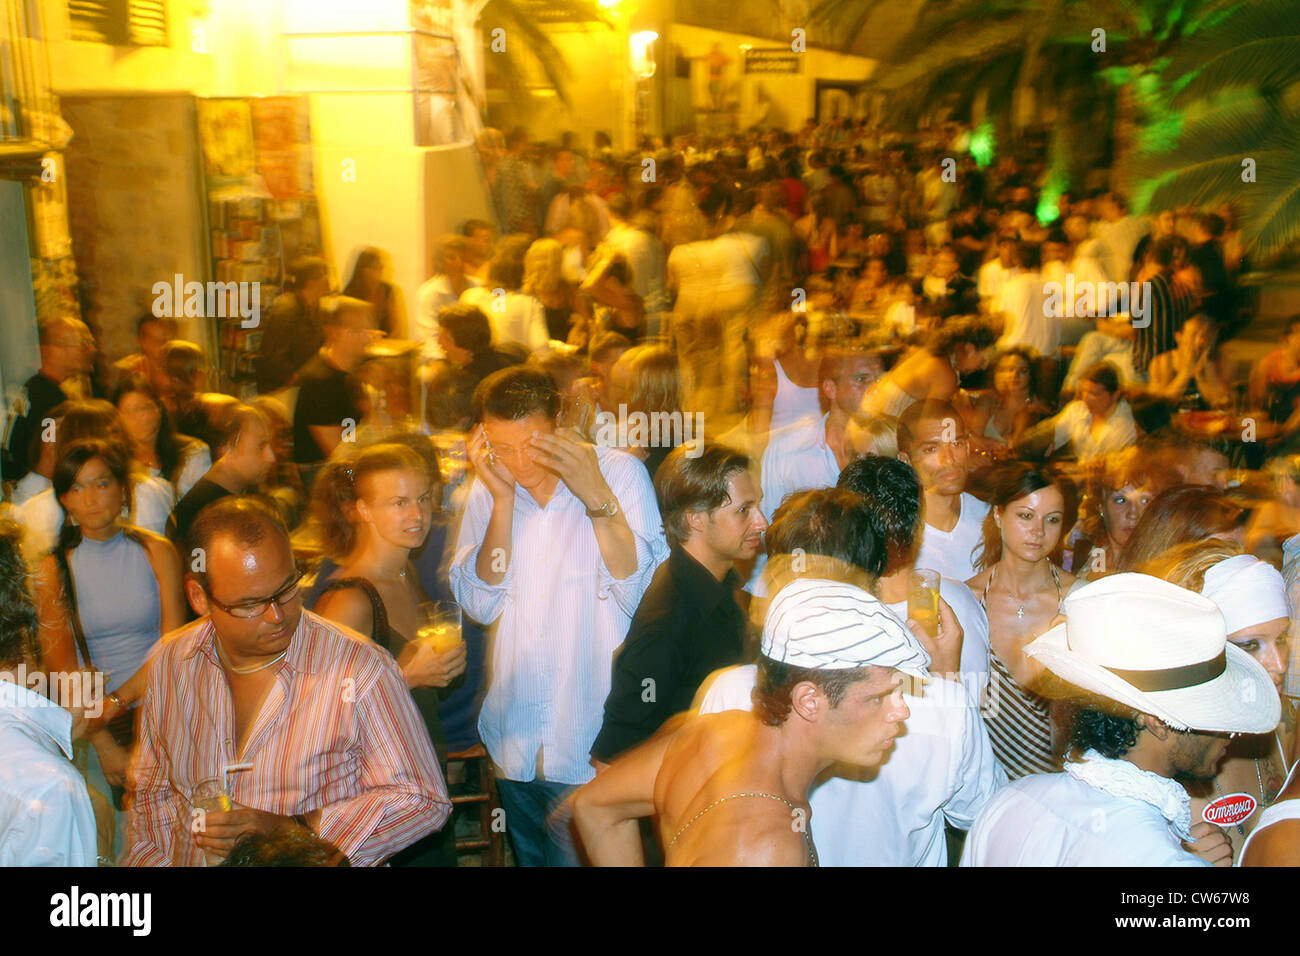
[123,496,449,866]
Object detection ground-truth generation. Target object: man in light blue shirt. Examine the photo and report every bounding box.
[451,367,667,865]
[0,518,97,866]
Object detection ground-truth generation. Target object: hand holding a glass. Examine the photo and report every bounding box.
[191,763,282,866]
[905,569,964,677]
[399,601,467,689]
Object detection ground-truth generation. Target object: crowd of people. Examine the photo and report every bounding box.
[4,114,1300,868]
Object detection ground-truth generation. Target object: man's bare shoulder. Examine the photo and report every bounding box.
[669,795,809,867]
[661,710,754,764]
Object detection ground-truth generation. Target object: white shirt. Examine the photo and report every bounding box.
[1093,215,1149,282]
[747,414,839,597]
[996,270,1058,358]
[601,223,668,318]
[914,492,991,584]
[449,446,669,785]
[1064,252,1114,316]
[14,475,173,559]
[460,286,549,354]
[416,275,482,357]
[962,750,1211,866]
[769,359,823,434]
[712,232,768,291]
[544,192,611,240]
[0,679,97,866]
[758,413,838,523]
[978,260,1014,302]
[148,444,211,500]
[11,470,50,506]
[1050,398,1137,462]
[698,665,1007,867]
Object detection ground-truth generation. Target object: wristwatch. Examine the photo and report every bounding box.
[586,496,620,519]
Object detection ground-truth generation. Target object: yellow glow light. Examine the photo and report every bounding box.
[630,30,658,78]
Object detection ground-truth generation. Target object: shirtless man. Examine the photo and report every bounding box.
[570,577,930,866]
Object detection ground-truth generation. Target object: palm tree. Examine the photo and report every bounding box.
[1130,0,1300,262]
[807,0,1245,196]
[478,0,613,108]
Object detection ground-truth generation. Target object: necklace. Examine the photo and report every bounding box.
[991,564,1031,618]
[215,636,287,675]
[1208,737,1280,839]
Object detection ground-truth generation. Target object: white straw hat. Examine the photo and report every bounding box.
[1025,572,1279,734]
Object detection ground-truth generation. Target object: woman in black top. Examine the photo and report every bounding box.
[306,442,466,865]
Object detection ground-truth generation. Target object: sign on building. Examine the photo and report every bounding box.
[743,48,802,74]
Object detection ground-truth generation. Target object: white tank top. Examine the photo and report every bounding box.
[770,356,822,432]
[1238,756,1300,865]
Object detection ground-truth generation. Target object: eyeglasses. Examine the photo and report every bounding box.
[207,570,305,619]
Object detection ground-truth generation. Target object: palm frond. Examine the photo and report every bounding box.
[1173,37,1300,106]
[868,19,1031,92]
[1130,92,1275,179]
[883,0,1034,66]
[1165,0,1300,103]
[479,0,613,106]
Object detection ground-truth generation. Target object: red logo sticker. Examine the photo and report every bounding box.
[1202,793,1258,828]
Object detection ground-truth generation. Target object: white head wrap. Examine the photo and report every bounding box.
[1200,555,1290,636]
[762,578,930,677]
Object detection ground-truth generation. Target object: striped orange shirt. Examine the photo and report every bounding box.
[123,611,450,866]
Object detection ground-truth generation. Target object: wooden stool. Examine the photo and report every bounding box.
[447,744,506,866]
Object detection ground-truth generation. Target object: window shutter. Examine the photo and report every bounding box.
[67,0,167,46]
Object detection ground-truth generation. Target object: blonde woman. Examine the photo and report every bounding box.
[605,343,689,481]
[523,238,580,343]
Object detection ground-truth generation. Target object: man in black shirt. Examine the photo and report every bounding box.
[3,317,95,480]
[590,443,765,766]
[255,256,331,393]
[292,295,376,475]
[168,403,276,550]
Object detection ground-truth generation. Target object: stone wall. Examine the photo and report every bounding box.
[60,94,210,362]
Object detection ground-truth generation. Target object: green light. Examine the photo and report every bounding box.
[969,123,995,168]
[1037,169,1067,225]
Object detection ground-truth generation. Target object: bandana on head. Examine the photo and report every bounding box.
[762,578,931,677]
[1201,555,1290,636]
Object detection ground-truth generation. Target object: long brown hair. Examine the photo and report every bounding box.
[1119,485,1248,572]
[111,372,204,489]
[311,443,431,559]
[0,518,39,668]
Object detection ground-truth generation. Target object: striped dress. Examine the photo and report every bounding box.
[979,565,1064,779]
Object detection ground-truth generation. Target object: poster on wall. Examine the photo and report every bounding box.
[250,97,314,200]
[197,100,257,183]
